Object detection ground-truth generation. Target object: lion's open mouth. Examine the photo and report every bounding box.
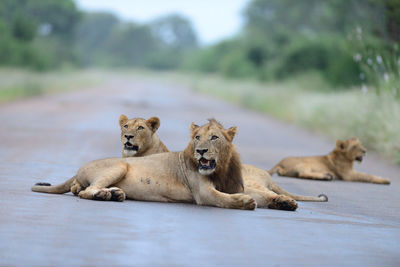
[356,156,363,162]
[199,158,216,170]
[124,142,139,151]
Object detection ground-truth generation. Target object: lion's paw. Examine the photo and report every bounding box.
[232,194,256,210]
[71,179,83,195]
[92,189,112,201]
[109,187,126,202]
[268,195,298,211]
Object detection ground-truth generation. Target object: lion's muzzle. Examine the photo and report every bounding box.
[124,142,139,152]
[199,157,217,171]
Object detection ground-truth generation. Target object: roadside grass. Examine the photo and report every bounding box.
[0,68,102,103]
[144,70,400,164]
[1,68,398,164]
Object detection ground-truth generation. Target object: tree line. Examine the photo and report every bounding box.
[0,0,197,70]
[0,0,399,89]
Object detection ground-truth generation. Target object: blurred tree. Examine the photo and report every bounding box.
[103,23,156,66]
[12,12,36,41]
[75,12,120,65]
[147,14,198,69]
[0,0,80,69]
[237,0,393,86]
[386,0,400,42]
[150,14,197,50]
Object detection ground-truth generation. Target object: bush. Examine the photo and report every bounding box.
[274,36,361,86]
[219,49,256,78]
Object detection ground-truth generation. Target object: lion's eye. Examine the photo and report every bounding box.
[211,135,219,140]
[195,136,200,140]
[124,125,128,129]
[138,126,144,130]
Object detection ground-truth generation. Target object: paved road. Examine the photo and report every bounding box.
[0,76,399,266]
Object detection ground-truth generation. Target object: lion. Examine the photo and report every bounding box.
[32,119,302,211]
[119,115,168,157]
[268,137,390,184]
[120,118,328,204]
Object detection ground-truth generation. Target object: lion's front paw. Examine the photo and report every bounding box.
[109,187,126,202]
[232,194,256,210]
[268,195,298,211]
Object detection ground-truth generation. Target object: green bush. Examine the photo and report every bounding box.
[274,36,361,86]
[325,50,361,87]
[219,49,256,78]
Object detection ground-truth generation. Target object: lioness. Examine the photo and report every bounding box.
[268,137,390,184]
[119,115,168,157]
[32,120,301,211]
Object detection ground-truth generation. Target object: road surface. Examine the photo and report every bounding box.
[0,75,399,266]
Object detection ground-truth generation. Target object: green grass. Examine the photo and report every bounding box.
[0,68,103,102]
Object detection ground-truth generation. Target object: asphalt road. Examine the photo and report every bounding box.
[0,75,399,266]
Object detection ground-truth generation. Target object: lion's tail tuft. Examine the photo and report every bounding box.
[270,182,328,202]
[31,177,75,194]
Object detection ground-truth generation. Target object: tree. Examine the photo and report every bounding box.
[75,12,119,65]
[103,23,156,66]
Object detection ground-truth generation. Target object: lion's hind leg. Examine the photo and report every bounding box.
[77,162,128,201]
[292,165,333,181]
[71,179,84,195]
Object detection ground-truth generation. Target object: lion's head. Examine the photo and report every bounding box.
[335,137,367,163]
[119,115,160,157]
[184,119,243,194]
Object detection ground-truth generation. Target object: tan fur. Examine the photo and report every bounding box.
[119,115,168,157]
[119,118,326,204]
[137,121,330,209]
[32,120,260,210]
[269,137,390,185]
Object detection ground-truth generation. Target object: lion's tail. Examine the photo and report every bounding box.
[270,181,328,202]
[31,176,75,194]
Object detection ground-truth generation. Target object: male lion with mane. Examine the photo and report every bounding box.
[120,117,328,208]
[33,119,303,211]
[268,137,390,184]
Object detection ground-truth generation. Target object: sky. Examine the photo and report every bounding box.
[74,0,250,45]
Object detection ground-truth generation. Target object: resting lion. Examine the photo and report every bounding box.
[268,137,390,184]
[118,117,327,204]
[119,115,168,157]
[32,119,302,211]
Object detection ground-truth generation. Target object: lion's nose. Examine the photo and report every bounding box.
[125,135,134,140]
[196,149,208,156]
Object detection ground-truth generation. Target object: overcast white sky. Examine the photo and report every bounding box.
[74,0,250,45]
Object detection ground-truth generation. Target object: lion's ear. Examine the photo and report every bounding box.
[146,117,160,133]
[119,114,129,127]
[190,122,199,132]
[336,140,347,150]
[226,126,237,142]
